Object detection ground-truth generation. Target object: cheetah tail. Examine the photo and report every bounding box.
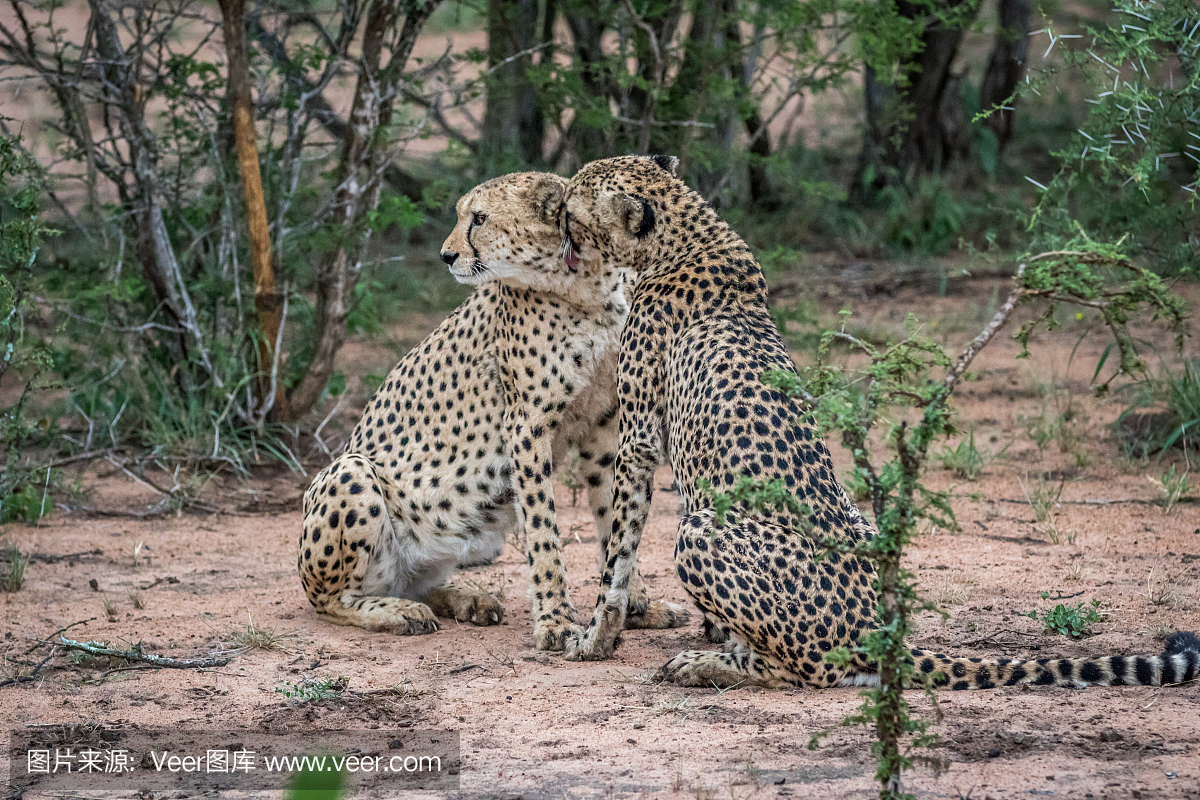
[907,630,1200,690]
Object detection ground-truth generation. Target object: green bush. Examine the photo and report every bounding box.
[0,132,55,524]
[1117,361,1200,457]
[1021,0,1200,274]
[1027,596,1104,638]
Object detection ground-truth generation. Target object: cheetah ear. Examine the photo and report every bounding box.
[650,154,679,176]
[613,194,656,239]
[528,173,566,226]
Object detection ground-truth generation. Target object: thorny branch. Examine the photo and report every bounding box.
[49,637,233,669]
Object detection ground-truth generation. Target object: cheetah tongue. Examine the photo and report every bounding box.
[563,242,579,272]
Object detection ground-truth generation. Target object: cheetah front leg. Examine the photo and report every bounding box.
[507,409,580,651]
[566,419,662,661]
[573,411,686,632]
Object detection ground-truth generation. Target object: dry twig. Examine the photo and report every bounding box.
[0,648,57,688]
[47,637,232,669]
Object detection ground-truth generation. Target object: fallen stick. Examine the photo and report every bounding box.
[29,549,104,564]
[69,503,172,519]
[23,618,97,655]
[955,629,1043,648]
[50,637,232,669]
[45,449,120,468]
[995,497,1192,507]
[0,648,57,687]
[139,576,181,590]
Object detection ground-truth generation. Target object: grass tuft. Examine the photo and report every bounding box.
[1144,565,1180,609]
[220,621,298,654]
[937,427,988,481]
[1148,466,1189,515]
[1,541,27,592]
[936,578,975,608]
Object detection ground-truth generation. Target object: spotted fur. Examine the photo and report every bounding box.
[558,155,1199,692]
[299,172,684,647]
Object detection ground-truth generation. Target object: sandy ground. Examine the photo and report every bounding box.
[3,276,1200,800]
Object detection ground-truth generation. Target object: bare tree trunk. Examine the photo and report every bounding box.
[87,0,213,384]
[219,0,288,421]
[561,0,611,165]
[624,0,683,151]
[853,0,977,197]
[658,0,716,154]
[979,0,1031,151]
[726,7,772,208]
[483,0,544,166]
[286,0,441,420]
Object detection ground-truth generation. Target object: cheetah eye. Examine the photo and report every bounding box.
[472,211,487,226]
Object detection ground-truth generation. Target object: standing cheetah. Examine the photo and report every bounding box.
[557,154,1199,691]
[299,172,683,649]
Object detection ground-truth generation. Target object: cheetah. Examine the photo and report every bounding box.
[557,154,1200,691]
[299,171,684,649]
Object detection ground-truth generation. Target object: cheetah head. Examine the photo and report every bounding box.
[440,172,573,293]
[560,155,679,274]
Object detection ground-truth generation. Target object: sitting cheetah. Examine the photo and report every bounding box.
[299,172,684,649]
[558,154,1200,691]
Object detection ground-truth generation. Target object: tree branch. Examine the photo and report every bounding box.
[943,263,1026,395]
[50,637,232,669]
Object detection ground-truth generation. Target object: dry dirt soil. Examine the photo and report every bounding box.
[2,276,1200,800]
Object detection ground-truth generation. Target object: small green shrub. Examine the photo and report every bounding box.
[286,758,345,800]
[879,176,967,255]
[1027,596,1103,638]
[1118,362,1200,457]
[0,133,55,525]
[276,676,348,702]
[558,454,586,508]
[1149,466,1190,515]
[0,465,52,525]
[937,427,987,480]
[1,541,28,592]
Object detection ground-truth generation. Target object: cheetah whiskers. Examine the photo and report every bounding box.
[556,236,576,265]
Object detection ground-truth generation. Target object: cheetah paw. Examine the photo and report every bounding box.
[656,650,714,686]
[432,589,504,626]
[563,604,623,661]
[624,600,689,630]
[533,618,584,652]
[390,604,440,636]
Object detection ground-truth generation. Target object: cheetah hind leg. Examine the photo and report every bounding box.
[324,592,440,635]
[623,567,688,630]
[658,646,802,689]
[300,454,438,636]
[425,584,504,626]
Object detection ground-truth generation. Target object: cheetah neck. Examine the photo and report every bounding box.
[632,193,766,302]
[552,268,632,319]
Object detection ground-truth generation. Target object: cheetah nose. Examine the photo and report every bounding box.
[440,251,459,266]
